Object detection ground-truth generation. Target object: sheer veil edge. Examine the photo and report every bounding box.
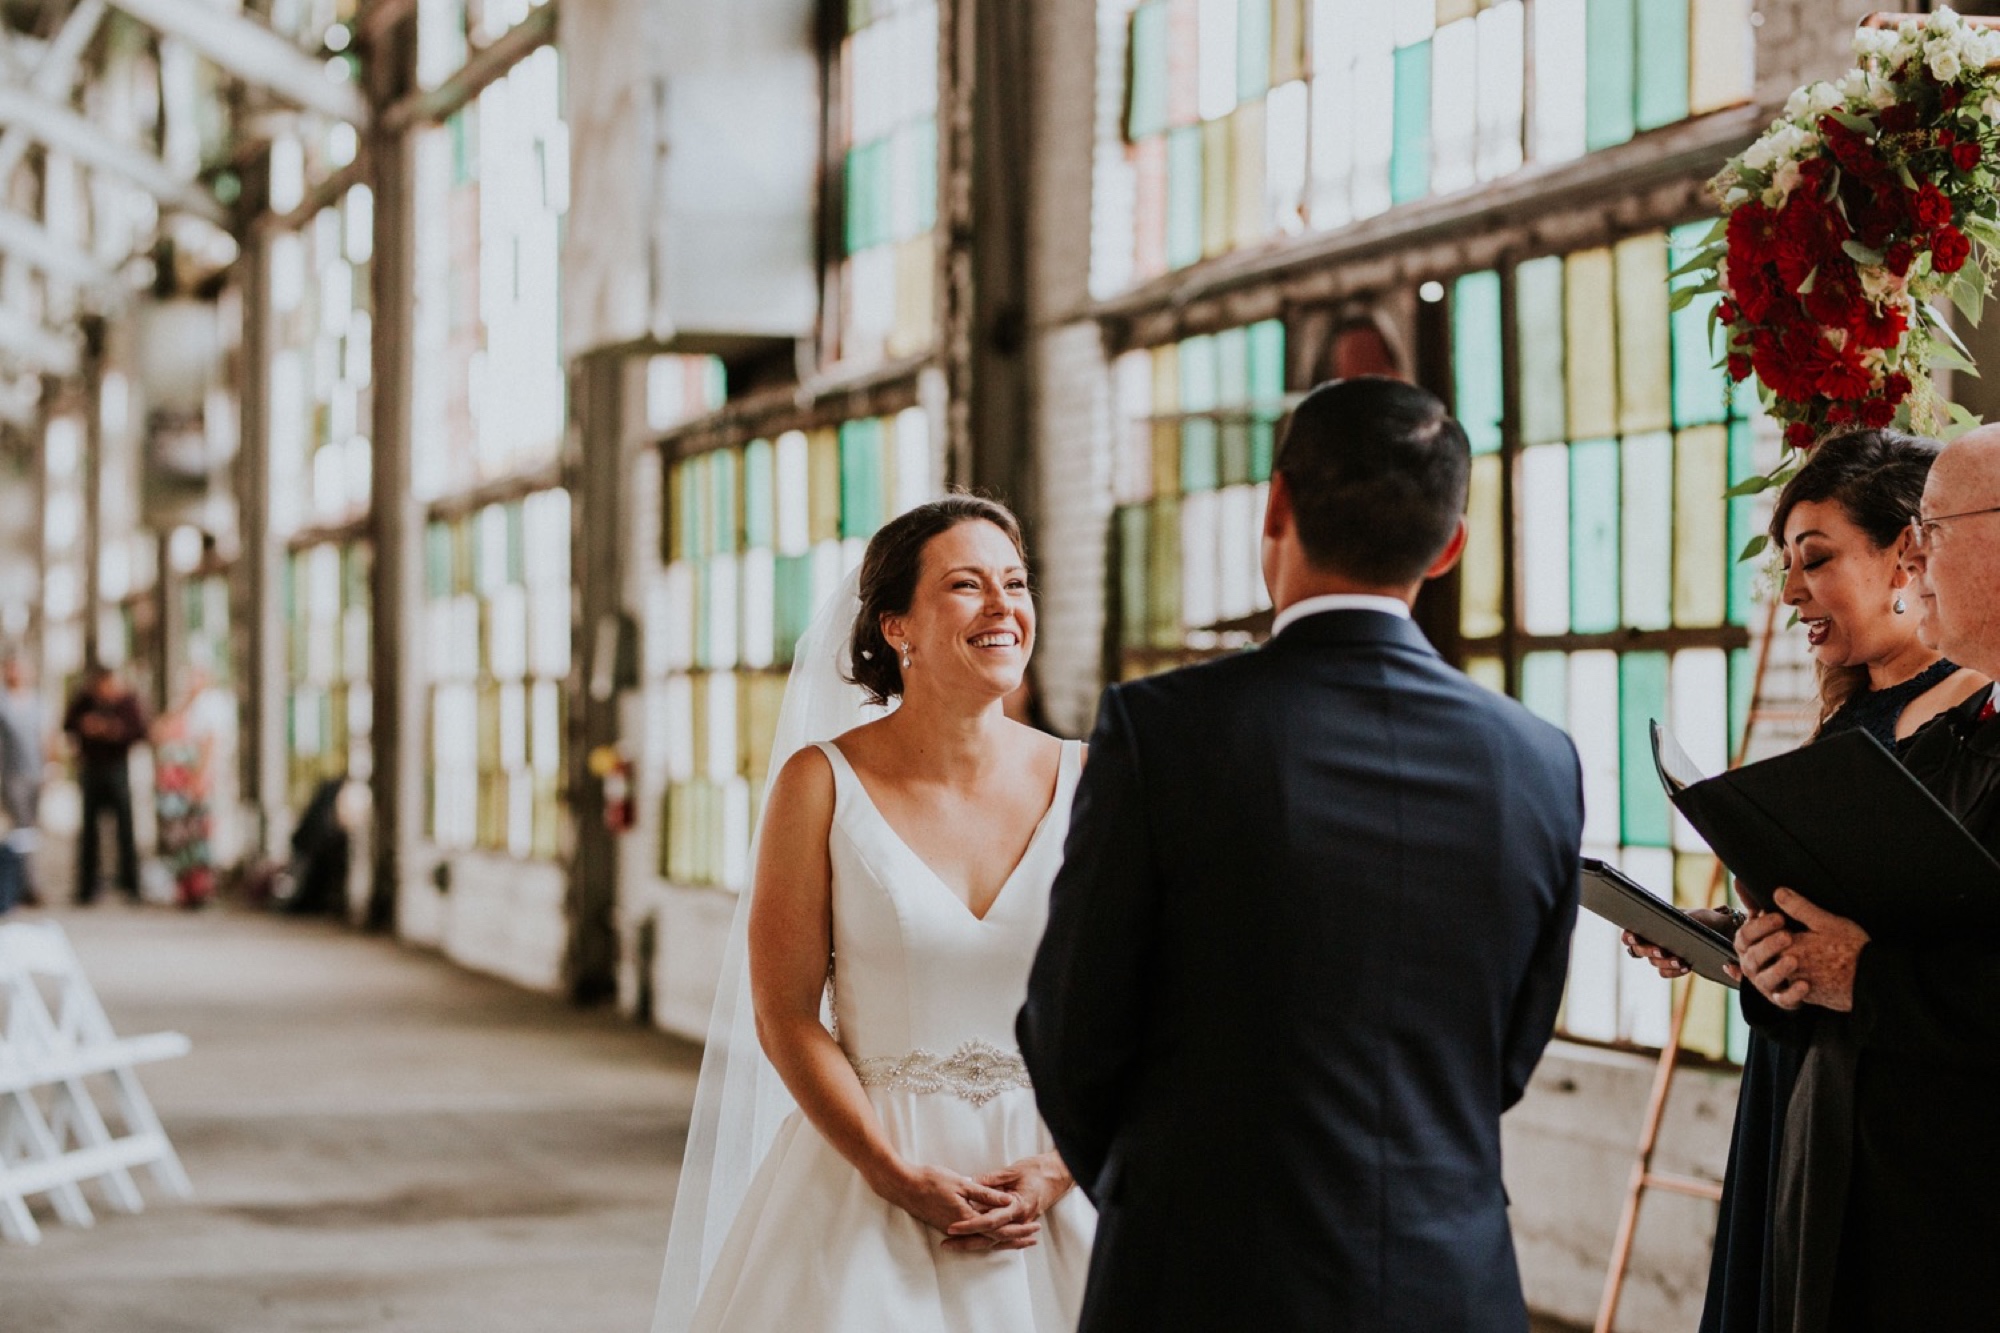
[650,565,883,1333]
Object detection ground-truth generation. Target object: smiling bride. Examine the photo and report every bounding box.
[651,495,1094,1333]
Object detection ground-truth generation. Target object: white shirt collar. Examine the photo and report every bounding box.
[1270,593,1412,638]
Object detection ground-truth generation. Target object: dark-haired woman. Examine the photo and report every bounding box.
[665,496,1093,1332]
[1624,429,1985,1333]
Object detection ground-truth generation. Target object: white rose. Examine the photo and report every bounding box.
[1723,187,1750,210]
[1743,137,1779,171]
[1772,160,1804,200]
[1929,45,1963,83]
[1809,83,1845,115]
[1871,74,1900,109]
[1982,94,2000,122]
[1860,264,1908,304]
[1838,69,1872,103]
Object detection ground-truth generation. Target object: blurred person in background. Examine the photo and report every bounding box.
[0,652,49,912]
[63,663,149,905]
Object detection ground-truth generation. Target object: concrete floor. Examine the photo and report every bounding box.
[1,901,700,1333]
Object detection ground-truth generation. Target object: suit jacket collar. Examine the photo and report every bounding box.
[1266,606,1439,657]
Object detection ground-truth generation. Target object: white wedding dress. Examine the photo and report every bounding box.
[685,738,1095,1332]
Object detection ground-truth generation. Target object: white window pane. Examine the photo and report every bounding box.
[1670,649,1730,850]
[1308,68,1355,230]
[1569,650,1621,847]
[1217,484,1259,622]
[1518,445,1571,636]
[741,547,776,670]
[705,553,740,671]
[1431,19,1478,196]
[1533,0,1588,164]
[499,681,527,770]
[1621,432,1674,632]
[893,407,932,513]
[1618,847,1677,1045]
[722,777,754,891]
[1564,907,1621,1042]
[1351,51,1395,219]
[1198,0,1239,121]
[706,671,739,784]
[1180,489,1221,629]
[665,674,696,782]
[775,430,811,556]
[1266,80,1310,235]
[1475,1,1525,181]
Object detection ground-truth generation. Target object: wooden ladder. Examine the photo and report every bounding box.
[1591,594,1810,1333]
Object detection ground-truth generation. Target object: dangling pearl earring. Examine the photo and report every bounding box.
[900,642,913,670]
[1894,595,1907,615]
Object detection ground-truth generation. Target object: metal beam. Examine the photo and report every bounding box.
[109,0,368,125]
[0,87,228,226]
[0,307,80,378]
[0,0,108,182]
[0,208,117,289]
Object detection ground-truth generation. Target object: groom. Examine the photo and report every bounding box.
[1019,377,1583,1331]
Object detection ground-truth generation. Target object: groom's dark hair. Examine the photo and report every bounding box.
[1275,376,1470,586]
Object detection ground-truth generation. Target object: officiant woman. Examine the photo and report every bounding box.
[1625,428,1985,1333]
[1731,425,2000,1332]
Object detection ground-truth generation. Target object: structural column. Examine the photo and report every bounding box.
[564,350,641,1005]
[79,316,105,668]
[234,226,287,856]
[366,11,421,933]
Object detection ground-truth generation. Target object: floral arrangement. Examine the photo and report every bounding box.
[1680,6,2000,513]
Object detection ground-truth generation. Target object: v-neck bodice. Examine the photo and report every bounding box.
[814,739,1082,1064]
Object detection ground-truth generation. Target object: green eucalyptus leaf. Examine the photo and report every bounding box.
[1842,240,1886,266]
[1950,266,1986,326]
[1724,473,1776,499]
[1738,533,1770,562]
[1829,109,1875,133]
[1930,342,1980,376]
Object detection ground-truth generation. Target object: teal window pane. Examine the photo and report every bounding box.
[1728,419,1759,626]
[1571,439,1621,633]
[1216,326,1249,405]
[425,523,452,599]
[1250,420,1276,481]
[678,460,703,563]
[709,450,738,555]
[843,147,866,253]
[1619,651,1672,846]
[1237,0,1272,102]
[1516,256,1567,447]
[1519,652,1569,730]
[1635,0,1691,131]
[1621,431,1673,631]
[1182,419,1221,493]
[1453,270,1504,456]
[1391,41,1433,205]
[1729,645,1754,770]
[743,438,775,549]
[1247,319,1285,403]
[1670,221,1728,428]
[1129,2,1170,140]
[839,418,886,538]
[1179,334,1219,411]
[1166,126,1205,269]
[1585,0,1636,152]
[774,554,816,662]
[912,119,938,233]
[1117,504,1151,649]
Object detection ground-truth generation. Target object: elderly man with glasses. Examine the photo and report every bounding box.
[1732,424,2000,1332]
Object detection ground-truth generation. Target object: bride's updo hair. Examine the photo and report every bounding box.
[1767,427,1940,724]
[848,493,1027,705]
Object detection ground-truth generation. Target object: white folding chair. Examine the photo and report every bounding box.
[0,921,191,1244]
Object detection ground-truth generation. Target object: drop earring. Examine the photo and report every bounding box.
[900,642,913,670]
[1894,595,1907,615]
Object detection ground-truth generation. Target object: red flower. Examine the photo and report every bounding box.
[1818,354,1875,402]
[1885,240,1916,277]
[1944,85,1966,113]
[1934,224,1972,273]
[1913,182,1954,231]
[1727,353,1753,381]
[1881,103,1920,134]
[1787,422,1819,450]
[1885,372,1914,403]
[1860,397,1897,428]
[1953,141,1982,172]
[1802,267,1865,329]
[1851,300,1908,351]
[1828,401,1858,425]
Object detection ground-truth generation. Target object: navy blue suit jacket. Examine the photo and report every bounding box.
[1019,610,1583,1332]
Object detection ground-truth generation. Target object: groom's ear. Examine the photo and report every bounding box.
[1263,471,1294,541]
[1423,517,1469,581]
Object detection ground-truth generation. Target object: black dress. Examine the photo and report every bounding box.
[1697,659,1961,1333]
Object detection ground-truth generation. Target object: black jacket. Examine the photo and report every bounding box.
[1018,610,1584,1332]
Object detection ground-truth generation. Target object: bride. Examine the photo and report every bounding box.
[652,495,1095,1332]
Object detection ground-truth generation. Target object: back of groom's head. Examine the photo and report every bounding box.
[1275,376,1471,586]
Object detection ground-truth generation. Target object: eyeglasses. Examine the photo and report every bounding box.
[1909,504,2000,552]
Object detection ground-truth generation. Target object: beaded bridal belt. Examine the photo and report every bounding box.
[850,1040,1033,1107]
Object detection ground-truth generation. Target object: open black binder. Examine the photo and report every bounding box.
[1579,858,1739,987]
[1648,721,2000,935]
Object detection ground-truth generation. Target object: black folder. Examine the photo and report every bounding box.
[1648,721,2000,935]
[1579,857,1739,988]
